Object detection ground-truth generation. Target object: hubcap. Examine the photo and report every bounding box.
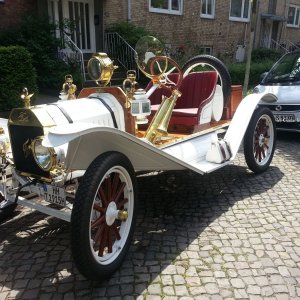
[105,201,118,226]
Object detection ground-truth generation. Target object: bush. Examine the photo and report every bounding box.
[251,48,282,63]
[0,46,38,111]
[0,15,82,91]
[106,21,151,47]
[228,60,274,87]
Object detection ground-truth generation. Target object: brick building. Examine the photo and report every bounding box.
[1,0,300,61]
[0,0,36,30]
[105,0,300,61]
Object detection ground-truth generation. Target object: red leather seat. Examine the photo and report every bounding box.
[145,71,218,130]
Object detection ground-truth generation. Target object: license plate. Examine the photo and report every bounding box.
[43,185,66,207]
[274,114,296,122]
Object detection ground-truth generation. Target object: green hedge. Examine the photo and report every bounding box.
[0,16,82,91]
[227,48,281,88]
[0,46,38,111]
[228,60,274,87]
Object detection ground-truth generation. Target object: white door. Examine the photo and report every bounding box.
[48,0,95,53]
[62,0,95,53]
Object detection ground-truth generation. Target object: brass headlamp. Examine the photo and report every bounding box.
[31,137,57,172]
[87,53,118,86]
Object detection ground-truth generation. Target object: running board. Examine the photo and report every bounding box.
[17,196,71,222]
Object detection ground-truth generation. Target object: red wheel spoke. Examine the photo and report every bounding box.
[93,203,105,213]
[98,226,109,257]
[106,176,112,203]
[93,223,105,245]
[98,186,108,206]
[117,198,128,210]
[258,148,262,162]
[91,215,105,229]
[115,182,126,203]
[107,227,112,253]
[112,223,121,240]
[111,173,120,199]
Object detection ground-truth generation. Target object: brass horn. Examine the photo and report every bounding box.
[144,88,181,143]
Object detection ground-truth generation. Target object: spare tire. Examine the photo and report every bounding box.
[182,55,232,106]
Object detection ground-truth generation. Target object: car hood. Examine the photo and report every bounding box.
[255,85,300,104]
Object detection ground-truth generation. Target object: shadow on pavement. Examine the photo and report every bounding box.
[0,156,285,298]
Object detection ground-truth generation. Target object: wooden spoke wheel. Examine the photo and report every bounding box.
[71,152,137,281]
[244,107,276,174]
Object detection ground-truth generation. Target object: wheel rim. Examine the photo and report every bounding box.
[253,114,274,166]
[89,166,134,265]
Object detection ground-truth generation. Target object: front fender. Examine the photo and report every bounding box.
[43,123,188,172]
[224,92,277,158]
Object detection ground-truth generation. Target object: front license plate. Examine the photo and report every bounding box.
[274,114,295,122]
[43,185,66,207]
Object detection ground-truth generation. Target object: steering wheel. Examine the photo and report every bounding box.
[149,56,183,89]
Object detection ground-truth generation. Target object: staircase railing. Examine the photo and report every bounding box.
[285,40,300,52]
[270,39,300,53]
[104,32,139,79]
[270,39,288,53]
[57,33,86,82]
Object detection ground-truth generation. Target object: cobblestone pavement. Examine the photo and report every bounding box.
[1,132,300,300]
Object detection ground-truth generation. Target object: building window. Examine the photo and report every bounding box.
[201,0,215,19]
[199,46,213,55]
[149,0,183,15]
[229,0,251,22]
[287,5,300,28]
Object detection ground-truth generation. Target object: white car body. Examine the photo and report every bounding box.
[254,51,300,132]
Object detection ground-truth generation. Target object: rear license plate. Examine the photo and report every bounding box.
[43,185,66,207]
[274,114,295,122]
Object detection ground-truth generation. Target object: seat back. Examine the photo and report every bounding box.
[176,71,218,109]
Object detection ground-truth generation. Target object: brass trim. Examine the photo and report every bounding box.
[87,53,117,86]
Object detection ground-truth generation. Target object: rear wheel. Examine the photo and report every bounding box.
[244,107,276,174]
[71,152,137,281]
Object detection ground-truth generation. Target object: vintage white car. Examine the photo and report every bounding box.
[0,36,277,281]
[254,50,300,132]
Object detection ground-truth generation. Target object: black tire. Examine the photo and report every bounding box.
[71,151,137,281]
[244,107,276,174]
[182,55,232,106]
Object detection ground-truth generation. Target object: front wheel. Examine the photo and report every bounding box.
[244,107,276,174]
[71,152,137,281]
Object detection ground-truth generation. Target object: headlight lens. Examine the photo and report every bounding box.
[32,138,55,171]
